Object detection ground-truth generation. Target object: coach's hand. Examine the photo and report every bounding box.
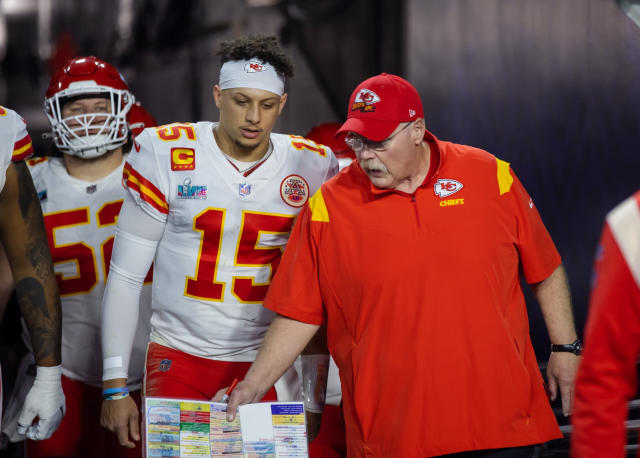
[213,379,263,422]
[100,380,139,448]
[547,351,580,417]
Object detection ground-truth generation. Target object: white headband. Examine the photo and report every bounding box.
[219,59,285,96]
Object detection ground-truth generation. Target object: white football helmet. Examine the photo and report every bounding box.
[44,56,134,158]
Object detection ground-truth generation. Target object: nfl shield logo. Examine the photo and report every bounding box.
[159,359,172,372]
[239,183,251,197]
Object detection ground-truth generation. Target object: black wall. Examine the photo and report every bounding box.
[408,0,640,359]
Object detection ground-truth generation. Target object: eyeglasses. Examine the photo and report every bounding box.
[344,122,412,154]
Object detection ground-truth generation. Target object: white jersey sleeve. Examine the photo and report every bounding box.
[0,106,33,193]
[123,127,171,222]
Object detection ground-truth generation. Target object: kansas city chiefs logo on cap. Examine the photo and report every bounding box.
[352,88,380,112]
[244,61,266,73]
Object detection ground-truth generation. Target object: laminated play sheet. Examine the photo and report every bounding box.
[144,397,308,457]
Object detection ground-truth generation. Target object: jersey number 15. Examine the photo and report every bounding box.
[185,209,294,303]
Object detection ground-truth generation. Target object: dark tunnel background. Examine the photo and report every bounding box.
[0,0,639,362]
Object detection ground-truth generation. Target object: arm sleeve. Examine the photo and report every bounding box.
[101,195,164,381]
[571,211,640,457]
[508,169,562,283]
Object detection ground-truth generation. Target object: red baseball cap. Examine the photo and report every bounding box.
[337,73,423,142]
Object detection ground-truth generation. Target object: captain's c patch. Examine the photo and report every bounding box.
[171,148,195,171]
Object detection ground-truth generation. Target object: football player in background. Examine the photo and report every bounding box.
[100,35,338,449]
[0,106,64,443]
[127,101,157,138]
[305,121,355,171]
[1,57,154,458]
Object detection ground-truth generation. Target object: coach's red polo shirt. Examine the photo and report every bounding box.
[264,130,562,457]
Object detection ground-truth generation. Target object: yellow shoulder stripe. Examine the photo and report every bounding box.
[496,159,513,195]
[309,188,329,222]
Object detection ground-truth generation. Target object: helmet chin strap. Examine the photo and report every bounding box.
[75,145,109,159]
[65,134,120,159]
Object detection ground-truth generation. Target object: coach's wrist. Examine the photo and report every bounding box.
[242,373,272,401]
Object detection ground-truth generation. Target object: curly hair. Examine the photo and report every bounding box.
[216,35,294,78]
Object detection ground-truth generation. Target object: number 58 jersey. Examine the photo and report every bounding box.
[125,122,338,361]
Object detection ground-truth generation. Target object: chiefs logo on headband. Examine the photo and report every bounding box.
[244,61,266,73]
[351,88,380,112]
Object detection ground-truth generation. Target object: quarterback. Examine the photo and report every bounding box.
[100,35,338,448]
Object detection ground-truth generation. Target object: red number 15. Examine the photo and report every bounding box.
[185,209,294,303]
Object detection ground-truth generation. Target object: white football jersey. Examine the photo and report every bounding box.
[0,106,33,193]
[27,156,152,389]
[125,122,338,360]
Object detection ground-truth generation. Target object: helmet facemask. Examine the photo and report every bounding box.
[44,81,134,159]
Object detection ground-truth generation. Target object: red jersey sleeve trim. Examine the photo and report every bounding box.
[124,162,169,215]
[11,133,33,161]
[26,156,48,167]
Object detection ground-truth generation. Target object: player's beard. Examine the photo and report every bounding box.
[233,134,266,154]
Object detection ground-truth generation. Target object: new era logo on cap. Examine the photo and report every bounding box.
[244,61,266,73]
